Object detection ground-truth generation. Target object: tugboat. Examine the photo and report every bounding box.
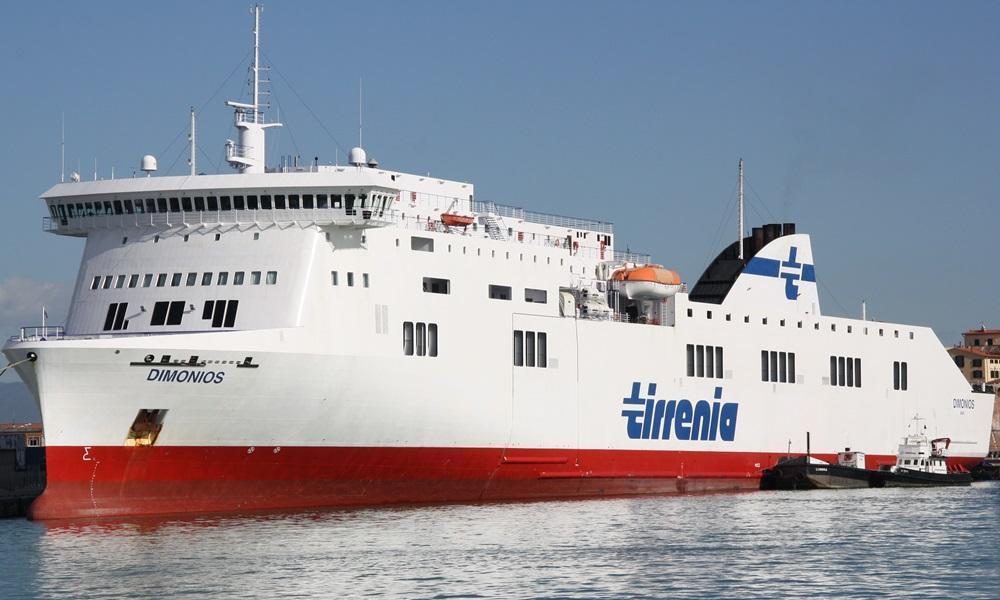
[760,441,873,490]
[874,433,973,487]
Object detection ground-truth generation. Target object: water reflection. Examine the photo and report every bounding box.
[2,484,998,599]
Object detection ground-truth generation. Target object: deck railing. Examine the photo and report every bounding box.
[12,326,65,342]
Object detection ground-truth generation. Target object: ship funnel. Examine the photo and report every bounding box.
[349,147,367,166]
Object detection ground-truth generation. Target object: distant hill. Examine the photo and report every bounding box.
[0,381,40,423]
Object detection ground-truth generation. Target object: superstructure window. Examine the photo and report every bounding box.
[218,272,228,286]
[171,273,182,287]
[347,272,354,287]
[166,301,185,326]
[250,271,261,285]
[186,273,197,286]
[128,274,139,288]
[411,236,434,252]
[403,322,414,355]
[115,275,126,289]
[234,271,245,285]
[142,274,153,288]
[489,285,512,300]
[331,271,339,286]
[150,302,169,326]
[893,361,908,391]
[102,302,129,331]
[686,344,723,379]
[761,350,796,383]
[266,271,277,285]
[362,273,369,288]
[830,355,862,387]
[524,288,548,303]
[513,330,548,368]
[91,276,100,290]
[156,273,167,287]
[422,277,450,294]
[102,276,113,289]
[202,272,213,286]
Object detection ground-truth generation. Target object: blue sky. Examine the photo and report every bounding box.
[0,0,997,356]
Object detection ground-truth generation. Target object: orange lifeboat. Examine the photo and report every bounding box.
[611,265,682,300]
[440,213,475,227]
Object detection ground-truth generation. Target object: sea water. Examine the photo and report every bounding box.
[2,483,998,599]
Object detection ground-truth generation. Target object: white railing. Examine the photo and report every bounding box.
[12,326,65,342]
[471,200,613,234]
[44,207,396,233]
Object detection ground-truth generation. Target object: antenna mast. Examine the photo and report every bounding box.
[60,112,65,183]
[358,77,363,148]
[252,5,261,120]
[188,107,197,176]
[738,158,745,261]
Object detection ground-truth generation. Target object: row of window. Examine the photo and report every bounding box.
[970,370,999,380]
[513,330,548,368]
[403,322,438,356]
[415,277,548,304]
[830,356,862,388]
[50,192,391,219]
[686,344,724,379]
[761,351,796,383]
[684,308,915,340]
[331,271,370,287]
[403,236,575,270]
[91,271,277,290]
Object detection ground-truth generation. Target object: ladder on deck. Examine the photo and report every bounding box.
[481,214,506,240]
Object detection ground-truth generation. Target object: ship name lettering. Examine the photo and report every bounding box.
[953,398,975,410]
[147,368,225,384]
[621,382,738,442]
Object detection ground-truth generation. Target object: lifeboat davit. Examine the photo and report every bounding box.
[440,213,475,227]
[611,265,682,300]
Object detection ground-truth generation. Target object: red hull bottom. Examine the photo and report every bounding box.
[29,446,983,520]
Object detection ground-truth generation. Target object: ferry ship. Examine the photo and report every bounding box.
[3,7,993,520]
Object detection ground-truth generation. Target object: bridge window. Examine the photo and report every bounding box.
[128,275,139,288]
[422,277,450,294]
[289,195,300,209]
[114,275,125,289]
[266,271,277,285]
[207,196,218,211]
[233,196,245,210]
[250,271,261,285]
[248,196,259,210]
[217,272,228,286]
[91,276,100,290]
[274,194,286,209]
[893,361,908,391]
[303,194,314,209]
[233,272,245,286]
[260,195,272,210]
[141,274,153,288]
[182,197,193,212]
[219,196,231,211]
[317,194,328,209]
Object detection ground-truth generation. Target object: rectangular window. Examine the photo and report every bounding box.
[202,300,214,320]
[347,272,354,287]
[171,273,182,287]
[166,301,185,326]
[524,288,548,303]
[715,346,723,378]
[251,271,261,285]
[142,274,153,288]
[246,195,258,210]
[705,345,714,380]
[233,196,245,211]
[212,300,226,328]
[114,275,126,289]
[303,194,314,209]
[186,272,197,286]
[223,300,238,328]
[260,195,272,210]
[274,195,286,210]
[422,277,450,294]
[112,302,128,330]
[128,274,139,288]
[788,353,796,382]
[687,344,695,377]
[220,196,232,211]
[403,322,414,355]
[416,322,426,356]
[156,273,167,287]
[779,351,787,383]
[202,272,213,286]
[169,198,180,213]
[317,194,328,209]
[181,197,193,212]
[288,194,300,209]
[830,356,838,386]
[234,271,245,285]
[428,323,438,357]
[331,194,342,208]
[207,196,218,211]
[103,303,118,331]
[411,236,434,252]
[854,358,862,387]
[513,330,524,366]
[102,276,113,289]
[696,344,705,378]
[331,271,338,286]
[893,361,900,391]
[217,272,228,286]
[761,350,769,382]
[151,301,169,326]
[901,361,907,391]
[525,331,536,367]
[91,276,100,290]
[489,285,512,300]
[266,271,277,285]
[537,332,547,368]
[362,273,369,288]
[194,197,205,211]
[838,356,846,386]
[770,351,778,382]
